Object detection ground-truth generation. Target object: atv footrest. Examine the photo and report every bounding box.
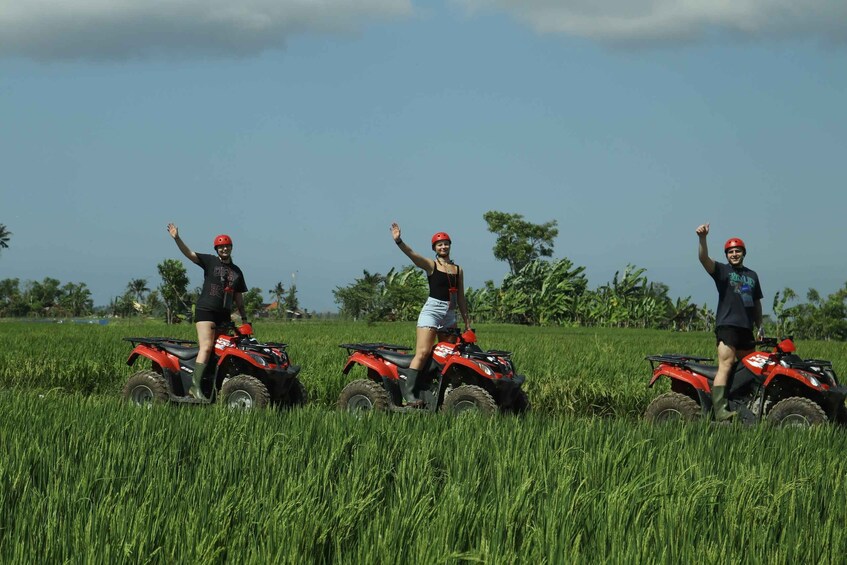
[169,395,211,405]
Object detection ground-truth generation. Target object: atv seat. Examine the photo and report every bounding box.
[687,363,719,380]
[378,350,416,368]
[161,344,200,360]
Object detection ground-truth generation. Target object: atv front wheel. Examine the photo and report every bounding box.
[766,397,828,427]
[644,392,701,423]
[274,378,308,409]
[442,385,498,416]
[500,388,531,415]
[220,375,270,410]
[337,379,391,413]
[122,370,169,407]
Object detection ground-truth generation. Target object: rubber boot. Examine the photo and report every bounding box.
[398,368,424,408]
[712,385,736,422]
[190,361,209,401]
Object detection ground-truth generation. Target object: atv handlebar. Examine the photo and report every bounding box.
[757,336,796,354]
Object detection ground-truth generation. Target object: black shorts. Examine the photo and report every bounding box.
[194,309,231,325]
[715,325,755,350]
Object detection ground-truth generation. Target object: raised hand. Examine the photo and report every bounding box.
[695,223,710,237]
[390,222,401,242]
[167,223,179,239]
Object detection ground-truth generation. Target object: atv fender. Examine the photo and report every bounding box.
[442,356,489,377]
[649,365,710,392]
[342,352,394,379]
[219,348,264,367]
[763,370,829,393]
[126,347,180,373]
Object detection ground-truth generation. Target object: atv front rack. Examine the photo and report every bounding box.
[784,358,835,372]
[465,349,512,360]
[241,341,289,351]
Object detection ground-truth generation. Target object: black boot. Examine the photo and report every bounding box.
[190,361,209,401]
[398,368,424,408]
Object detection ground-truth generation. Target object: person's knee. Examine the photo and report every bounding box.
[718,356,735,369]
[414,346,430,361]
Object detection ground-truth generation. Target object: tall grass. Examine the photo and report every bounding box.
[1,391,846,563]
[1,320,846,417]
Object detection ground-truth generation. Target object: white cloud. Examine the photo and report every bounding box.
[0,0,413,60]
[455,0,847,44]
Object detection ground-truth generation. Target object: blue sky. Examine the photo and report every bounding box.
[2,0,846,314]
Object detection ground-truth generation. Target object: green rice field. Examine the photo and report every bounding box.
[1,320,846,563]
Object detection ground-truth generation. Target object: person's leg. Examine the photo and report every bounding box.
[400,326,436,405]
[411,326,436,370]
[191,321,216,400]
[712,340,737,420]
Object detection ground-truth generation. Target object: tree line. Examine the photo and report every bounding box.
[0,257,303,323]
[333,211,847,340]
[1,217,845,338]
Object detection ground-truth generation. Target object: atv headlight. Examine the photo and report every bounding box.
[799,370,821,388]
[475,361,493,376]
[248,354,268,367]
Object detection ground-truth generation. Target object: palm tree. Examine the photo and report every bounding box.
[269,282,285,318]
[61,282,94,316]
[127,278,150,303]
[0,224,11,254]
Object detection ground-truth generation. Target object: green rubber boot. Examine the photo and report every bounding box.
[712,385,736,422]
[190,361,209,401]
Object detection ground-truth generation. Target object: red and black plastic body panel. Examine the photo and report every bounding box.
[342,351,396,380]
[740,351,776,377]
[126,344,183,373]
[648,364,711,392]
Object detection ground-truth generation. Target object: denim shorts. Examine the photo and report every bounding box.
[417,297,457,330]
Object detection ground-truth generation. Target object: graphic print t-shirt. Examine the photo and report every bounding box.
[711,262,763,329]
[194,253,247,313]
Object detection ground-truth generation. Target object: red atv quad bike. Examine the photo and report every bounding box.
[122,323,307,410]
[644,336,847,427]
[336,328,529,415]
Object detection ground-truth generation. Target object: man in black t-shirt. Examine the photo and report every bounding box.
[168,223,249,400]
[696,223,763,422]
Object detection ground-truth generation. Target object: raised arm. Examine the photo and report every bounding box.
[391,222,434,274]
[168,223,200,265]
[696,223,715,275]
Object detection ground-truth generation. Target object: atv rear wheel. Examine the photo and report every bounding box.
[442,385,498,416]
[220,375,270,410]
[644,392,701,423]
[338,379,391,413]
[766,397,828,427]
[122,370,169,407]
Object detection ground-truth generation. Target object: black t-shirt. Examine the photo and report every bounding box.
[711,262,762,329]
[428,266,458,302]
[194,253,247,313]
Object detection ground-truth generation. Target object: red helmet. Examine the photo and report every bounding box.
[724,237,746,254]
[213,234,233,248]
[431,232,452,249]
